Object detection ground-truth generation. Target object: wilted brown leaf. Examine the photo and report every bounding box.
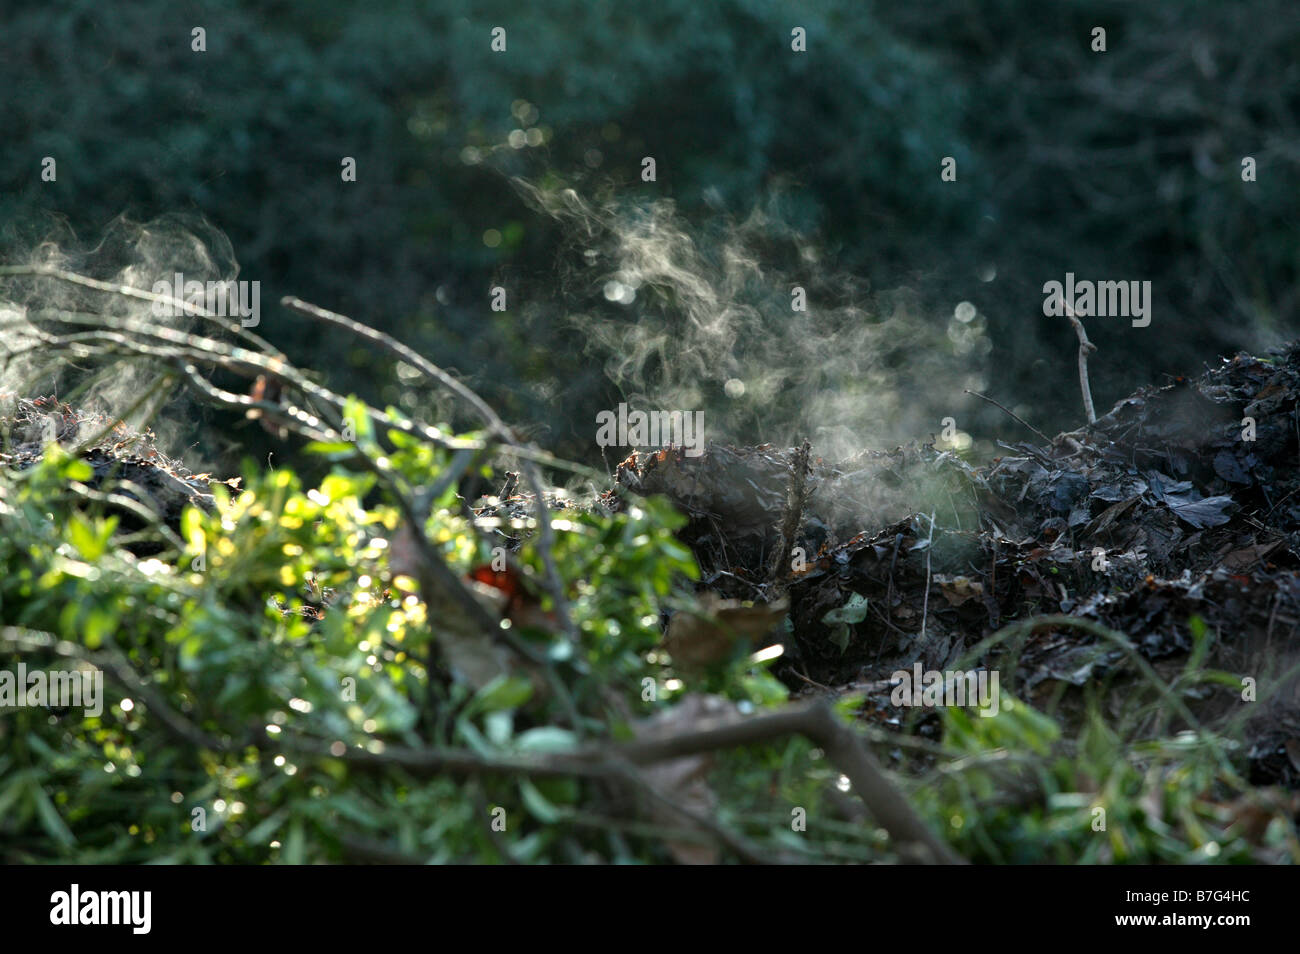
[662,593,787,669]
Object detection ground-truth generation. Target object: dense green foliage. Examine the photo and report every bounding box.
[1,431,792,862]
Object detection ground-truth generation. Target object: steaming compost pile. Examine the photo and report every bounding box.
[610,346,1300,789]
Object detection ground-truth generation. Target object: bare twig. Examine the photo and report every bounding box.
[919,511,936,642]
[0,264,286,359]
[279,296,600,478]
[10,310,486,452]
[281,296,510,440]
[1055,292,1097,424]
[963,389,1053,444]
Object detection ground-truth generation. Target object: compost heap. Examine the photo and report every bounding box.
[608,346,1300,788]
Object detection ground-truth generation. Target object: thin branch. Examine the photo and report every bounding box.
[919,511,935,643]
[0,264,285,359]
[1055,292,1098,424]
[280,296,510,439]
[279,296,601,479]
[15,312,485,452]
[303,703,962,863]
[963,389,1053,444]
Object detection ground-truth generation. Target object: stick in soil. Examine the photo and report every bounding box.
[1055,291,1097,424]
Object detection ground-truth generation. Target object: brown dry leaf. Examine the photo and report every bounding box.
[1221,539,1284,572]
[1088,496,1140,537]
[662,593,787,669]
[631,694,744,864]
[935,574,983,607]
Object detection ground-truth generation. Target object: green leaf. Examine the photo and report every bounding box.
[833,691,868,719]
[0,773,32,819]
[485,709,514,745]
[66,512,104,560]
[85,608,115,649]
[519,778,562,824]
[828,623,851,654]
[465,675,533,716]
[342,395,375,446]
[822,592,869,625]
[514,726,578,753]
[32,786,76,848]
[303,441,357,459]
[245,807,290,844]
[1186,614,1210,671]
[821,593,867,655]
[454,716,496,756]
[282,817,305,864]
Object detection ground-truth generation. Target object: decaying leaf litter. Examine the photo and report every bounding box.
[0,393,221,554]
[606,345,1300,790]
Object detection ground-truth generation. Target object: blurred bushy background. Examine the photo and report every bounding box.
[2,0,1297,469]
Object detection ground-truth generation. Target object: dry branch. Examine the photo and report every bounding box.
[1054,292,1098,424]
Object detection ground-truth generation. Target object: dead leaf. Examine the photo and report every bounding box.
[1221,540,1284,572]
[631,695,742,864]
[935,574,984,607]
[663,593,787,669]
